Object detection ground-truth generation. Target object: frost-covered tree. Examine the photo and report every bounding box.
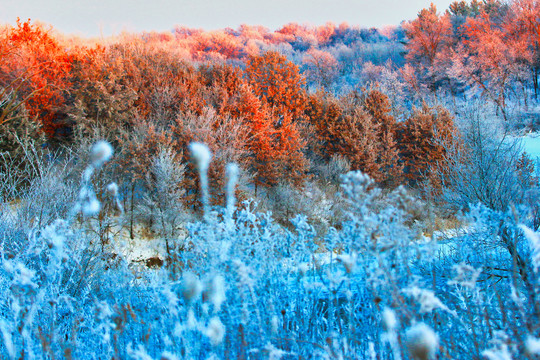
[137,147,189,265]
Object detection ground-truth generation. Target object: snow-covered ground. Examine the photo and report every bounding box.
[110,224,180,265]
[520,132,540,161]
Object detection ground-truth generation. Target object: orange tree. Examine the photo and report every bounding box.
[245,51,307,120]
[397,103,456,185]
[244,51,308,188]
[403,3,454,92]
[306,89,402,185]
[0,19,74,139]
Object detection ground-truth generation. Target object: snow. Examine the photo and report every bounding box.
[515,131,540,162]
[113,224,172,264]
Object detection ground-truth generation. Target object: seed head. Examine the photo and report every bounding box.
[181,272,202,303]
[206,317,225,346]
[526,336,540,356]
[106,183,118,197]
[189,142,211,172]
[381,307,398,332]
[203,275,226,311]
[90,141,113,168]
[405,323,439,360]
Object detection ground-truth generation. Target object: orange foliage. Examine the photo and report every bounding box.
[404,4,453,67]
[0,16,466,197]
[306,89,402,184]
[0,19,75,138]
[246,51,307,119]
[398,104,456,184]
[452,10,529,119]
[192,30,245,61]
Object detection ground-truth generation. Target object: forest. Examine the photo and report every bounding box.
[1,0,540,358]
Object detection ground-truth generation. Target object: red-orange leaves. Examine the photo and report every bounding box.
[404,4,453,67]
[398,104,456,184]
[245,51,308,187]
[1,19,74,138]
[246,51,307,120]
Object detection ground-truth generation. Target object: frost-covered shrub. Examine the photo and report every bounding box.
[261,180,336,233]
[136,147,191,262]
[436,108,538,212]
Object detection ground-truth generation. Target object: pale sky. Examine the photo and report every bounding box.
[0,0,455,37]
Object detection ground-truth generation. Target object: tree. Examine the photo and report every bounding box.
[435,106,535,211]
[508,0,540,98]
[306,90,402,184]
[172,107,250,205]
[117,119,182,238]
[138,147,188,266]
[245,51,308,188]
[66,45,139,142]
[240,102,307,190]
[245,51,307,120]
[302,48,338,90]
[0,19,74,139]
[361,89,403,183]
[450,10,529,120]
[398,104,456,184]
[404,3,453,68]
[403,3,454,93]
[305,90,344,161]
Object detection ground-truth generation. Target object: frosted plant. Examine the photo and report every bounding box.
[482,345,513,360]
[79,187,100,217]
[381,307,401,360]
[263,343,289,360]
[181,272,203,304]
[0,319,15,359]
[336,252,357,274]
[271,315,279,335]
[4,261,37,289]
[381,307,398,332]
[162,286,180,316]
[402,286,453,315]
[448,263,483,289]
[519,224,540,272]
[368,342,377,360]
[404,323,439,360]
[225,162,239,224]
[138,148,187,263]
[126,344,153,360]
[1,124,538,359]
[160,351,180,360]
[75,140,114,218]
[90,141,113,169]
[525,336,540,356]
[203,275,226,312]
[106,182,123,213]
[189,142,212,219]
[39,219,70,277]
[206,317,225,346]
